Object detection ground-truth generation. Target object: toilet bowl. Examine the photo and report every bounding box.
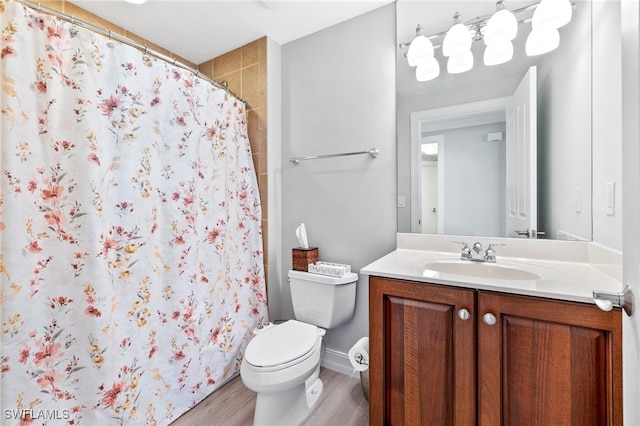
[240,270,358,426]
[240,320,325,426]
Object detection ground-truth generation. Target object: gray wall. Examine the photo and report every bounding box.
[537,0,592,242]
[592,0,623,250]
[279,4,397,364]
[425,122,507,237]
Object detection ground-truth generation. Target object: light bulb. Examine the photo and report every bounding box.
[407,35,435,67]
[484,8,518,45]
[532,0,572,29]
[484,40,514,65]
[416,57,440,81]
[447,50,474,74]
[443,14,472,57]
[526,25,560,56]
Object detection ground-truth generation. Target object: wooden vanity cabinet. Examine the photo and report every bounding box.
[369,276,623,426]
[478,290,623,426]
[369,276,476,425]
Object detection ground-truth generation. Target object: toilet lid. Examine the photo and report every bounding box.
[245,320,319,368]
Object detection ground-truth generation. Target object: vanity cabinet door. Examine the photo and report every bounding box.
[369,276,476,426]
[477,291,623,426]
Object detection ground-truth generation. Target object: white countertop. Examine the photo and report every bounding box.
[361,234,624,305]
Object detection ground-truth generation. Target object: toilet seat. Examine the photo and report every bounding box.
[244,320,320,372]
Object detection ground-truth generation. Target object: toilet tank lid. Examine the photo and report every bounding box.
[288,270,358,285]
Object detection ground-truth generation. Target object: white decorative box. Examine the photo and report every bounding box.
[308,261,351,277]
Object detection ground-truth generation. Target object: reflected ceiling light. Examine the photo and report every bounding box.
[407,25,435,67]
[125,0,147,4]
[484,40,514,66]
[447,50,474,74]
[421,143,439,156]
[532,0,572,30]
[483,1,518,45]
[416,57,440,82]
[526,25,560,56]
[400,0,574,81]
[443,13,472,58]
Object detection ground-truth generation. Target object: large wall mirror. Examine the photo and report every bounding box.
[396,0,592,241]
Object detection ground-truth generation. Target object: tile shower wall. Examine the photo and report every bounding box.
[199,40,269,283]
[36,1,270,285]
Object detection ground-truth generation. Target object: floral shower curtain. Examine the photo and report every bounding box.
[0,0,268,424]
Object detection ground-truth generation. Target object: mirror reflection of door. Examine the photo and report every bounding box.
[411,66,538,238]
[419,137,442,234]
[506,66,538,238]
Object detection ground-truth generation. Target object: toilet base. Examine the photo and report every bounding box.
[253,365,323,426]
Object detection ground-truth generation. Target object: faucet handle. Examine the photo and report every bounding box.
[453,241,472,260]
[452,240,470,250]
[486,243,506,252]
[484,243,505,262]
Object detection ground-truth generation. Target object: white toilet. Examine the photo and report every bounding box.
[240,269,358,426]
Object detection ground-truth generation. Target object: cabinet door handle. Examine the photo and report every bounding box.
[458,308,471,320]
[483,313,497,325]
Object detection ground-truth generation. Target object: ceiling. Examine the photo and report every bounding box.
[69,0,575,101]
[70,0,395,65]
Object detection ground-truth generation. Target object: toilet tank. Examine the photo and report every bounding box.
[288,270,358,329]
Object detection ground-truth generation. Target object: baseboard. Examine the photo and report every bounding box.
[321,348,360,378]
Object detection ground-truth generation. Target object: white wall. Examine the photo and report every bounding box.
[620,0,640,422]
[279,4,397,370]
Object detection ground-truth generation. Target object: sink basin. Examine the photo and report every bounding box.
[424,261,541,281]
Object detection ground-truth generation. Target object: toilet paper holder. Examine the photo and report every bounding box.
[354,352,368,368]
[593,285,634,316]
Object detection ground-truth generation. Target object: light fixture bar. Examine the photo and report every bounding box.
[398,0,551,50]
[399,0,575,81]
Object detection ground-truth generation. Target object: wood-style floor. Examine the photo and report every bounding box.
[170,368,369,426]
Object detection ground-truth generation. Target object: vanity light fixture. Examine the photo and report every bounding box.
[525,0,572,56]
[483,0,518,65]
[407,25,441,81]
[124,0,147,4]
[443,13,474,74]
[531,0,572,30]
[407,25,434,66]
[442,13,473,58]
[416,57,440,81]
[447,50,474,74]
[400,0,574,81]
[525,25,560,56]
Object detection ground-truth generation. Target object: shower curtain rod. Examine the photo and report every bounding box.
[13,0,247,106]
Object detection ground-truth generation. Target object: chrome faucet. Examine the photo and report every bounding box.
[454,241,505,263]
[472,242,483,255]
[483,243,505,263]
[453,241,472,261]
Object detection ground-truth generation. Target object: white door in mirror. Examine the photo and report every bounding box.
[506,66,538,238]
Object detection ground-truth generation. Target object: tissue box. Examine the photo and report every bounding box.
[292,247,318,271]
[309,261,351,277]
